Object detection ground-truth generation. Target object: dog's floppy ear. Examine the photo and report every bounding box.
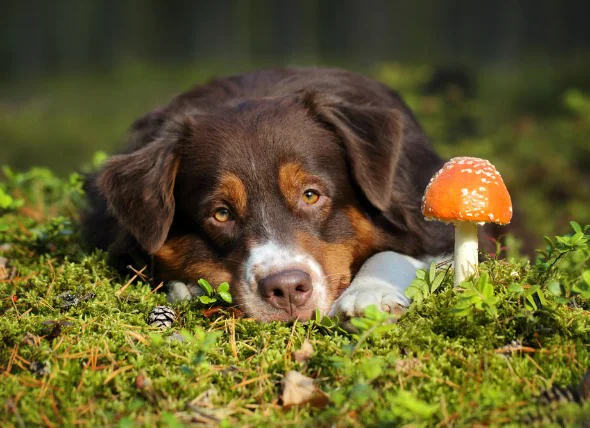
[301,91,404,212]
[96,138,179,254]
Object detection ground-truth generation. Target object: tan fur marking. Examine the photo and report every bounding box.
[215,173,248,217]
[278,162,311,208]
[154,237,232,285]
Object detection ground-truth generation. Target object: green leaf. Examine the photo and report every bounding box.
[320,315,335,328]
[218,291,233,304]
[197,278,214,296]
[547,280,562,296]
[570,221,582,234]
[430,272,445,293]
[199,295,216,305]
[508,283,524,293]
[479,274,493,299]
[429,262,436,284]
[217,282,230,293]
[405,282,425,304]
[582,270,590,286]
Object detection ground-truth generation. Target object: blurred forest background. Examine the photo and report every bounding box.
[1,0,590,253]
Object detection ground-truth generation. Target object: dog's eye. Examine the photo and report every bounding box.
[302,190,320,205]
[213,208,232,222]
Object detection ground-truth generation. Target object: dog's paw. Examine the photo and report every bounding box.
[328,284,409,319]
[165,280,204,303]
[328,251,423,319]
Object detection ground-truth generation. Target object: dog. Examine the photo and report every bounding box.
[83,67,454,322]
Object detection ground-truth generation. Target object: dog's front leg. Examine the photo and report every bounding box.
[328,251,428,319]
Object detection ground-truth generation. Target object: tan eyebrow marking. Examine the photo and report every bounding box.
[214,172,248,217]
[278,162,314,209]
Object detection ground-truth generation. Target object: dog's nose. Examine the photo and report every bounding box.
[258,270,313,312]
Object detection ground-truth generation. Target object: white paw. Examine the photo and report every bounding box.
[165,280,204,303]
[328,285,409,318]
[328,251,425,318]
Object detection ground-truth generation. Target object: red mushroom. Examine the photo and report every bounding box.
[422,157,512,286]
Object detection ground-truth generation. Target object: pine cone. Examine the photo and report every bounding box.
[148,305,177,329]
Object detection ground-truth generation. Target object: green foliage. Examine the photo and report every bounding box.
[405,261,449,305]
[532,221,590,307]
[536,221,590,276]
[197,279,233,305]
[453,272,500,318]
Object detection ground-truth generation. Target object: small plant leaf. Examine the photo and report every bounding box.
[570,221,582,234]
[217,282,230,293]
[429,262,436,284]
[199,295,216,305]
[197,278,214,297]
[430,272,445,294]
[547,280,562,296]
[218,291,233,304]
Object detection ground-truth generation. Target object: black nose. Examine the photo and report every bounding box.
[258,270,313,312]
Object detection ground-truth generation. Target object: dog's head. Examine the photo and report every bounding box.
[96,91,437,321]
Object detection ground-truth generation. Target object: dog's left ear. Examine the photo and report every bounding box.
[301,92,403,212]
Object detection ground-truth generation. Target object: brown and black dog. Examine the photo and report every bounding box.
[83,67,454,321]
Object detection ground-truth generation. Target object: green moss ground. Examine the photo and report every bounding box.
[0,168,589,427]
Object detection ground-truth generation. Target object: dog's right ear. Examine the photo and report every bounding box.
[96,137,180,255]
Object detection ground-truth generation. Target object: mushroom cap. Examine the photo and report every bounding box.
[422,157,512,224]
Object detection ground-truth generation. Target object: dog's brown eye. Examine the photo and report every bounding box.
[302,190,320,205]
[213,208,231,222]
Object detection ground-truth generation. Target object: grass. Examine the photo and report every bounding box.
[0,161,589,426]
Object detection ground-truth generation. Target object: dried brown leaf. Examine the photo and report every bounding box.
[293,340,314,364]
[281,370,329,408]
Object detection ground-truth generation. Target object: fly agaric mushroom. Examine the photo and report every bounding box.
[422,157,512,286]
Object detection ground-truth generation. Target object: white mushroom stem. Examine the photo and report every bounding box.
[454,221,479,286]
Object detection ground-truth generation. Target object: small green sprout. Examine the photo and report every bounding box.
[405,261,449,305]
[197,278,233,305]
[453,272,499,318]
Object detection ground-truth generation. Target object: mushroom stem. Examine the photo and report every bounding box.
[454,221,478,286]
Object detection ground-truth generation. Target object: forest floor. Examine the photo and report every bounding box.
[0,163,589,426]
